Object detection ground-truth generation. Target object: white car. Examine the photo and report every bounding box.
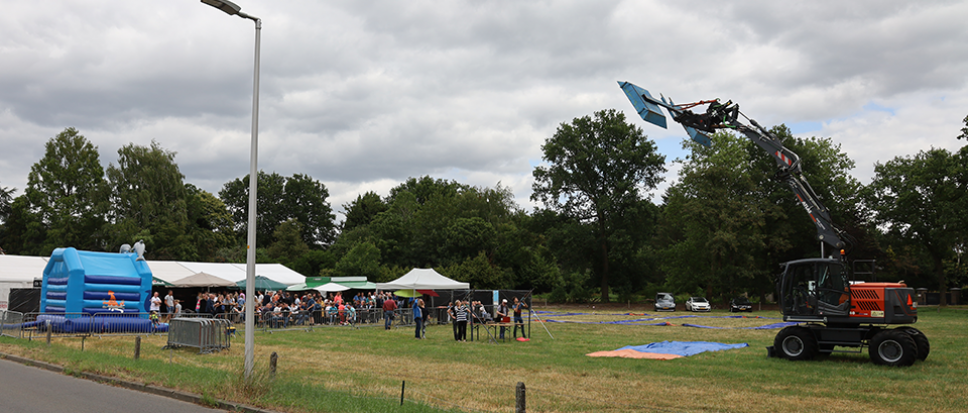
[685,297,711,312]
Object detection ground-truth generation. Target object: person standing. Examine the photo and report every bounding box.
[150,292,162,314]
[455,300,468,342]
[513,297,528,339]
[446,301,457,340]
[413,299,424,339]
[163,290,175,322]
[496,299,509,339]
[383,294,397,330]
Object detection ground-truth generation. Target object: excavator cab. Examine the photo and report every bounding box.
[780,258,850,319]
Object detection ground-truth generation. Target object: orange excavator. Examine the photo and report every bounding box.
[619,81,927,366]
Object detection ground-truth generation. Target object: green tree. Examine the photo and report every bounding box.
[104,141,191,259]
[184,184,236,261]
[659,132,768,301]
[532,109,665,302]
[342,191,387,233]
[335,241,383,279]
[267,218,310,265]
[25,128,106,253]
[387,176,467,205]
[0,195,46,255]
[219,172,335,248]
[865,148,965,305]
[0,182,13,223]
[957,114,968,140]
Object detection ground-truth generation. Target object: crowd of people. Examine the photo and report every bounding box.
[444,296,528,341]
[152,288,530,340]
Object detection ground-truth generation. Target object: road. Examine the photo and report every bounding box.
[0,358,226,413]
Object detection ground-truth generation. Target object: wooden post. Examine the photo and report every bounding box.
[269,351,278,379]
[516,381,526,413]
[134,336,141,360]
[45,320,52,346]
[400,380,406,406]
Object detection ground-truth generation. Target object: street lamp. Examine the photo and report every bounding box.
[200,0,261,380]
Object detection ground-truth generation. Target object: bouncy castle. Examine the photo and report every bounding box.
[41,247,152,315]
[34,246,166,333]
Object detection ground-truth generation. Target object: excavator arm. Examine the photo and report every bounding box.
[619,81,849,253]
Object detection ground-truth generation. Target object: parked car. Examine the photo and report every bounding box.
[654,292,676,312]
[730,297,753,312]
[685,297,711,312]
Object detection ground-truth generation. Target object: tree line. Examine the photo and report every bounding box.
[2,112,967,304]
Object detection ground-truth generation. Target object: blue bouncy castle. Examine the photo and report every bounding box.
[41,247,152,315]
[33,246,166,333]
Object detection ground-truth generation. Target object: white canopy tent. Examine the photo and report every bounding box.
[376,268,469,291]
[314,282,351,293]
[171,272,237,288]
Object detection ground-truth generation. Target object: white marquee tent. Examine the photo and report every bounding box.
[376,268,470,291]
[0,254,307,308]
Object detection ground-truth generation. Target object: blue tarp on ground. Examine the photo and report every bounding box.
[619,341,749,357]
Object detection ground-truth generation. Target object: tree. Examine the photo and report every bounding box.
[0,182,14,225]
[957,114,968,140]
[335,241,383,279]
[184,184,236,261]
[659,132,768,301]
[267,218,310,265]
[865,148,965,305]
[0,195,46,255]
[342,191,387,232]
[104,141,190,259]
[219,172,335,248]
[25,128,106,252]
[532,109,665,302]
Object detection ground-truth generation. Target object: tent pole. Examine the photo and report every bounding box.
[525,290,554,340]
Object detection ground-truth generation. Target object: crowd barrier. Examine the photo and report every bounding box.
[165,318,232,354]
[0,310,169,339]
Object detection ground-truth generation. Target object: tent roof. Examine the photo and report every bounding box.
[171,272,236,287]
[0,255,48,282]
[376,268,469,290]
[0,254,305,287]
[314,282,350,292]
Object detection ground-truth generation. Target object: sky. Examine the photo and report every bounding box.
[2,0,967,221]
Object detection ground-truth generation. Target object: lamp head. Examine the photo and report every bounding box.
[201,0,241,16]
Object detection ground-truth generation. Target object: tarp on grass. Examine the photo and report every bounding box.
[587,341,748,360]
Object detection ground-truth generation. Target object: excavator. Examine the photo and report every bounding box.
[619,81,928,366]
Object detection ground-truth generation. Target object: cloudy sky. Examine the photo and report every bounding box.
[2,0,966,220]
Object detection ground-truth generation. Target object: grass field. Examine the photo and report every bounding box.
[2,305,966,412]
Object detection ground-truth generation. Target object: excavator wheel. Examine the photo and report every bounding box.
[869,329,918,366]
[774,326,818,361]
[895,327,930,361]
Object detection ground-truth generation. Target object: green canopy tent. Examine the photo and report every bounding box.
[236,275,289,291]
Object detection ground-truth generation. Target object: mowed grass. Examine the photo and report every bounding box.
[2,306,967,412]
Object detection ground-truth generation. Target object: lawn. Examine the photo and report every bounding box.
[2,305,966,412]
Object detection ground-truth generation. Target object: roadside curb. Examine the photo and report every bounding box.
[0,352,278,413]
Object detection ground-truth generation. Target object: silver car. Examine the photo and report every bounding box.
[685,297,711,312]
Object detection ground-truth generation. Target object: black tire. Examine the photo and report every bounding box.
[774,326,818,361]
[895,327,930,361]
[869,330,918,366]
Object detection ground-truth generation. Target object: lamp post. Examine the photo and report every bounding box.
[200,0,260,380]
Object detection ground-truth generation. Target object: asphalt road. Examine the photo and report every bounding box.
[0,358,226,413]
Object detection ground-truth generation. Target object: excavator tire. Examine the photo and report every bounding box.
[869,329,917,366]
[774,326,818,361]
[895,327,930,361]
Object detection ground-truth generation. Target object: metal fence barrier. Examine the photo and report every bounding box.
[1,310,25,338]
[165,318,232,354]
